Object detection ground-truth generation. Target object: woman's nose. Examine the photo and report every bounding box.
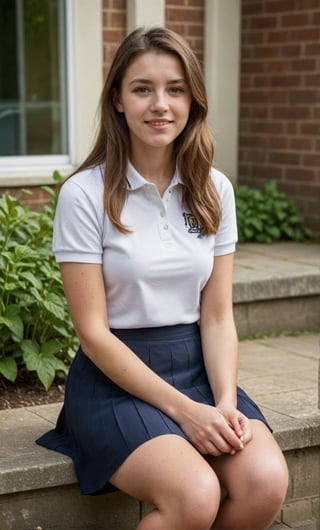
[150,90,168,112]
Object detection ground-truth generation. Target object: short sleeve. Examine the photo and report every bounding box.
[211,168,238,256]
[52,169,104,263]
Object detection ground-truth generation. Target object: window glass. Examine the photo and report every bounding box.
[0,0,68,156]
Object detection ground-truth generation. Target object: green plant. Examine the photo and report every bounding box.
[235,179,311,243]
[0,172,78,390]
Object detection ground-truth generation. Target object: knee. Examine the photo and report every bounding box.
[259,452,289,505]
[177,470,221,530]
[248,452,289,520]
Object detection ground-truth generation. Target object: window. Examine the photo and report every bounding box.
[0,0,68,156]
[0,0,103,185]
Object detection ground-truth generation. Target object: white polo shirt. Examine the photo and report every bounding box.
[53,162,237,328]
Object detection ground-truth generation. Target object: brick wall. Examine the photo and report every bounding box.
[239,0,320,231]
[166,0,205,65]
[102,0,126,79]
[102,0,205,76]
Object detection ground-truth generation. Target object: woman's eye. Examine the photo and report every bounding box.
[133,87,150,94]
[169,86,184,94]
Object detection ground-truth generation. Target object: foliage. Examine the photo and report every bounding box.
[235,179,311,243]
[0,172,77,390]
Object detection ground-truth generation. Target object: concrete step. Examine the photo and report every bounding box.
[1,333,319,530]
[233,242,320,337]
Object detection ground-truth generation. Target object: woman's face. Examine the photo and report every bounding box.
[115,51,192,155]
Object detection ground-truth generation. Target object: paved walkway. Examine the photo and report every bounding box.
[238,332,319,450]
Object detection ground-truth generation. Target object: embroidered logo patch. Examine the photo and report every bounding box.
[183,213,201,234]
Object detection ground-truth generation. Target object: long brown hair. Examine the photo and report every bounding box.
[76,27,221,235]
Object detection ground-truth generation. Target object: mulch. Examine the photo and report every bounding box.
[0,373,65,410]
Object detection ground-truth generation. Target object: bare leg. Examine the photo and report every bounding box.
[110,434,221,530]
[210,420,289,530]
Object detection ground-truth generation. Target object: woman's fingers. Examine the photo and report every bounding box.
[191,416,244,455]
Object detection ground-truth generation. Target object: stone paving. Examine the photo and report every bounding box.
[238,332,320,449]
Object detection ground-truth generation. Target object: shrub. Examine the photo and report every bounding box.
[0,172,78,390]
[235,179,311,243]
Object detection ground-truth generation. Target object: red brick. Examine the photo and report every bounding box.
[289,90,320,105]
[253,75,273,88]
[310,11,320,24]
[103,28,124,42]
[270,74,301,86]
[242,1,264,16]
[111,0,126,8]
[285,167,317,182]
[251,121,284,134]
[291,28,320,41]
[242,61,266,74]
[305,43,320,55]
[268,136,290,149]
[285,122,299,134]
[110,11,126,27]
[271,106,311,120]
[303,154,320,166]
[280,13,309,27]
[239,135,268,149]
[187,0,204,6]
[281,44,302,57]
[266,0,297,13]
[167,0,187,4]
[253,46,280,59]
[305,74,320,86]
[268,30,291,43]
[241,91,270,104]
[250,16,278,29]
[301,123,320,135]
[242,31,265,45]
[166,7,203,22]
[251,165,284,179]
[296,0,320,9]
[290,137,313,150]
[290,59,317,71]
[265,59,289,73]
[269,152,301,165]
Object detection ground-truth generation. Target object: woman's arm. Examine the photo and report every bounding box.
[200,253,252,443]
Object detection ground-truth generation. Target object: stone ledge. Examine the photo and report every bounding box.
[233,272,320,304]
[233,242,320,304]
[1,402,319,497]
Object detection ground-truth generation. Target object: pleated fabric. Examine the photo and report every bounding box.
[36,323,271,495]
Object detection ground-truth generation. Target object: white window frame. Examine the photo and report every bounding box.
[0,0,103,186]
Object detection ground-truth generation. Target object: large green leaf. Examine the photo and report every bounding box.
[42,340,62,356]
[43,293,65,320]
[21,339,40,356]
[0,313,24,340]
[0,357,18,382]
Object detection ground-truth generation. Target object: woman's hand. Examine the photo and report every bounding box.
[216,403,253,447]
[176,401,247,456]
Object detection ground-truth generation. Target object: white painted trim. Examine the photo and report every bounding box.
[127,0,165,32]
[204,0,241,183]
[0,0,103,187]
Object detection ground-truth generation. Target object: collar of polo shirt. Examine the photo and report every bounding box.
[126,161,183,190]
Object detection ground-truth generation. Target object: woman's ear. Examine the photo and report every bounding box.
[113,90,124,113]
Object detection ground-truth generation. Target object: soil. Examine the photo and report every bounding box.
[0,373,65,410]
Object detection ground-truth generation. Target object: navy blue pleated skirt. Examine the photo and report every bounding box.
[36,323,271,495]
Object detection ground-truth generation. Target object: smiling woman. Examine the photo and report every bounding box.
[36,27,288,530]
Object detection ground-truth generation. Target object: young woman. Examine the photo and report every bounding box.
[37,27,288,530]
